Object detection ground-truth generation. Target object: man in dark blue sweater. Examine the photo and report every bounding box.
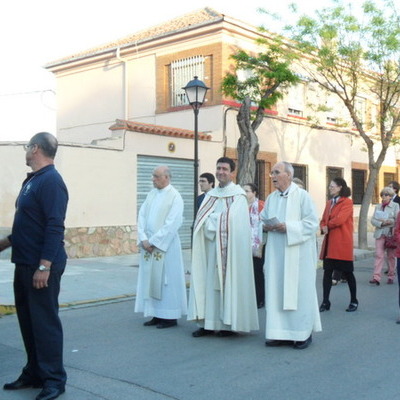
[0,132,68,400]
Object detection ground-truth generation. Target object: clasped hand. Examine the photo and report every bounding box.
[264,223,286,233]
[141,240,154,253]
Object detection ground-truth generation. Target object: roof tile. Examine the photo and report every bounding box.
[46,7,223,67]
[109,119,212,141]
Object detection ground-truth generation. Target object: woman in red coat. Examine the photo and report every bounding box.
[319,178,358,312]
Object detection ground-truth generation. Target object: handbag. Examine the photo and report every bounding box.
[384,230,397,249]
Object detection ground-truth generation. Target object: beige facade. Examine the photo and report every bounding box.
[1,8,399,258]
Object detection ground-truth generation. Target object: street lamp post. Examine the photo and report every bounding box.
[183,76,210,222]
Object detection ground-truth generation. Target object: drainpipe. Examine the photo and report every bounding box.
[116,47,128,121]
[223,106,237,155]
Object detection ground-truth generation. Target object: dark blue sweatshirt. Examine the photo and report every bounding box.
[9,164,69,266]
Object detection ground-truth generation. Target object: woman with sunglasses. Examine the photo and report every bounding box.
[370,187,399,285]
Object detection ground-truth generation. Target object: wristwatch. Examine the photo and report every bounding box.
[38,265,51,272]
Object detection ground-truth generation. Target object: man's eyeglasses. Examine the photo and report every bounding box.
[269,170,284,177]
[23,144,35,151]
[381,193,391,197]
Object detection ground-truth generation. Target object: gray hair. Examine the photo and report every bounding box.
[293,177,305,188]
[154,165,172,179]
[381,186,395,197]
[282,161,294,178]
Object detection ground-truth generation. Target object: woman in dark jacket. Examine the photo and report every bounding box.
[319,178,358,312]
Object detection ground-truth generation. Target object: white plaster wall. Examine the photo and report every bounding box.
[129,55,156,118]
[0,132,222,231]
[0,144,30,227]
[55,146,135,228]
[56,62,124,143]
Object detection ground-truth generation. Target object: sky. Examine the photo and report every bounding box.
[0,0,334,141]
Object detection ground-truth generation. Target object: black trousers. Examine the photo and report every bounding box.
[253,246,265,307]
[14,263,67,389]
[322,259,357,304]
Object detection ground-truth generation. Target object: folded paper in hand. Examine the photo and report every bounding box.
[264,217,280,226]
[374,210,388,220]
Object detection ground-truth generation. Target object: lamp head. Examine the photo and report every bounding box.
[182,76,210,110]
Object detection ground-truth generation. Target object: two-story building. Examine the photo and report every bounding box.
[1,7,398,257]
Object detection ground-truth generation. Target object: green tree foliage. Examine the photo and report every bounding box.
[280,0,400,248]
[221,46,299,185]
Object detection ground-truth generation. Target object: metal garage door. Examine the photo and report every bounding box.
[137,155,194,249]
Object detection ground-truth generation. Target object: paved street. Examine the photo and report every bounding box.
[1,253,399,400]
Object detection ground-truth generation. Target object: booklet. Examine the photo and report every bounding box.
[374,210,388,220]
[263,217,280,226]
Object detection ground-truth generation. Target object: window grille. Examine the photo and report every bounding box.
[170,56,205,107]
[326,167,343,200]
[255,160,266,200]
[352,169,366,204]
[293,164,308,190]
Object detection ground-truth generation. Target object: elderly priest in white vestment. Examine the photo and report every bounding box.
[135,165,187,329]
[261,161,321,349]
[188,157,259,337]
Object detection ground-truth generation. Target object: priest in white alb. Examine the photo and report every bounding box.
[188,157,259,337]
[261,161,321,349]
[135,165,187,329]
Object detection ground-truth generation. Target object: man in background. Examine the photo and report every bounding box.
[197,172,215,210]
[388,181,400,205]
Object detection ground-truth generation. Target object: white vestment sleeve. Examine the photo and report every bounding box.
[137,198,149,244]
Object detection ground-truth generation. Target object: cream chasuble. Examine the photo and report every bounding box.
[188,182,259,332]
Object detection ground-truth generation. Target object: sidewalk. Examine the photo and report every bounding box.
[0,233,375,311]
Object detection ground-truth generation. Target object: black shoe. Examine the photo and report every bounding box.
[346,302,358,312]
[156,319,177,329]
[369,279,380,286]
[192,328,213,337]
[143,317,160,326]
[3,377,42,390]
[265,339,292,347]
[319,301,331,312]
[293,335,312,350]
[216,330,237,337]
[36,386,65,400]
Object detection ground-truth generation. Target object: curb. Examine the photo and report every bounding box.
[0,294,137,316]
[0,304,16,316]
[59,294,136,309]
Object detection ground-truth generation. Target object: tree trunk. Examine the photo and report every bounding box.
[236,97,260,185]
[357,143,389,249]
[357,166,378,249]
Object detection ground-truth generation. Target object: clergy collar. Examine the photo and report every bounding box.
[280,189,289,197]
[278,182,298,198]
[157,184,171,192]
